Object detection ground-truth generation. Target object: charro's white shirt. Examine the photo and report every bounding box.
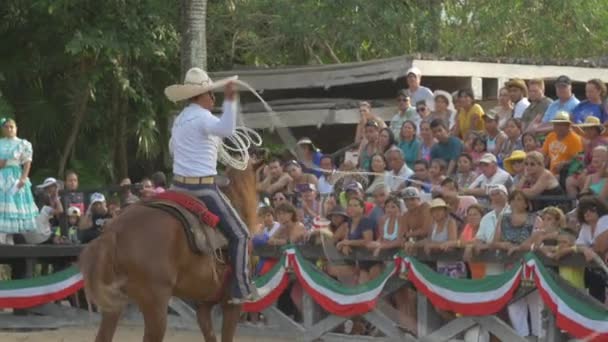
[170,101,237,177]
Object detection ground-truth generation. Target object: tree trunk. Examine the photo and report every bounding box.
[57,62,92,177]
[116,100,129,180]
[180,0,208,75]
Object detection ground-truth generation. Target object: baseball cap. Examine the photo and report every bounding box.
[487,184,508,196]
[406,67,422,78]
[90,192,106,205]
[365,120,379,128]
[345,181,363,192]
[397,89,410,99]
[479,153,498,164]
[296,137,314,146]
[402,186,421,199]
[37,177,58,189]
[297,183,316,193]
[483,109,498,120]
[67,206,81,217]
[555,75,571,86]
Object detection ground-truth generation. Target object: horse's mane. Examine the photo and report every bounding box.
[223,164,258,233]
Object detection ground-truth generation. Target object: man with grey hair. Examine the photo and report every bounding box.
[368,183,391,224]
[464,153,512,199]
[465,184,509,276]
[384,147,413,193]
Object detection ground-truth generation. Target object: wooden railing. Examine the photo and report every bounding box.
[0,242,603,341]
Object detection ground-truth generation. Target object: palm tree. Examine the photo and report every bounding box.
[180,0,208,74]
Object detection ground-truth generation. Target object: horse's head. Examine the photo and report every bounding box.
[223,165,258,234]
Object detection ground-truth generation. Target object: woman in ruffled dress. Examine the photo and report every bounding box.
[0,118,38,244]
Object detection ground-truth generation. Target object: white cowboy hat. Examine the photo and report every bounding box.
[37,177,58,189]
[164,67,238,103]
[433,89,455,111]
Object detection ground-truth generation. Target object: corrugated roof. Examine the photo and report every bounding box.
[210,54,608,91]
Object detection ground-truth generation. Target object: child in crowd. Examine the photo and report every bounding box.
[521,132,539,153]
[454,153,477,190]
[535,206,584,289]
[470,135,487,173]
[248,206,281,327]
[429,158,447,191]
[54,206,80,244]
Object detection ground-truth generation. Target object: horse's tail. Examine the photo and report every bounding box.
[79,230,128,312]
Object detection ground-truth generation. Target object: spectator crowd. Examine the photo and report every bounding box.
[1,66,608,340]
[250,68,608,339]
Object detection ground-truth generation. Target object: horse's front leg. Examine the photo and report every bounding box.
[197,301,217,342]
[220,303,242,342]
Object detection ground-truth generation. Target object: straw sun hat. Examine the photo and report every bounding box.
[503,150,526,175]
[550,111,572,124]
[164,67,238,103]
[429,198,449,210]
[573,116,605,135]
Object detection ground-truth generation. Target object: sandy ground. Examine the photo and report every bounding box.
[0,326,290,342]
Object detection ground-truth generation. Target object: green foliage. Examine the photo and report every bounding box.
[0,0,179,186]
[206,0,608,70]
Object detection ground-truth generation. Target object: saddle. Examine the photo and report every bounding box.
[143,191,228,256]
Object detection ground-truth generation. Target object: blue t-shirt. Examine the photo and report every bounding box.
[348,217,377,240]
[542,96,580,123]
[571,101,605,124]
[430,137,463,163]
[302,151,324,178]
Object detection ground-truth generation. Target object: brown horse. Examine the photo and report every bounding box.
[79,166,258,342]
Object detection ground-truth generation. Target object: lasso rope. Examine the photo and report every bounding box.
[215,79,297,170]
[216,78,429,191]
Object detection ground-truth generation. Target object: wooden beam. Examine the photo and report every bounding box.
[253,245,592,268]
[413,59,608,83]
[210,56,413,91]
[417,292,441,337]
[472,316,528,342]
[363,309,412,340]
[0,245,83,258]
[241,106,398,129]
[168,297,197,324]
[303,314,348,341]
[418,317,477,342]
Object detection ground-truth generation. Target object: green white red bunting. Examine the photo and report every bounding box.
[2,247,608,341]
[525,254,608,342]
[243,253,290,312]
[0,266,83,309]
[402,256,522,315]
[287,248,397,316]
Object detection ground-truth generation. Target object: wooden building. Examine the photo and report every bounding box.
[211,56,608,152]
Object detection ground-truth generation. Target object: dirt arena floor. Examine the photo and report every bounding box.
[0,325,290,342]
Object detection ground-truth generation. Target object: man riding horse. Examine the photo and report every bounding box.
[165,67,258,304]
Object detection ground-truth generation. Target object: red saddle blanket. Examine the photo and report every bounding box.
[152,191,220,228]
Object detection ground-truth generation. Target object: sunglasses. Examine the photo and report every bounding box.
[398,98,410,102]
[417,107,426,112]
[584,207,598,214]
[524,162,537,166]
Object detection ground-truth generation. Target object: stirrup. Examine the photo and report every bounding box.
[227,283,267,305]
